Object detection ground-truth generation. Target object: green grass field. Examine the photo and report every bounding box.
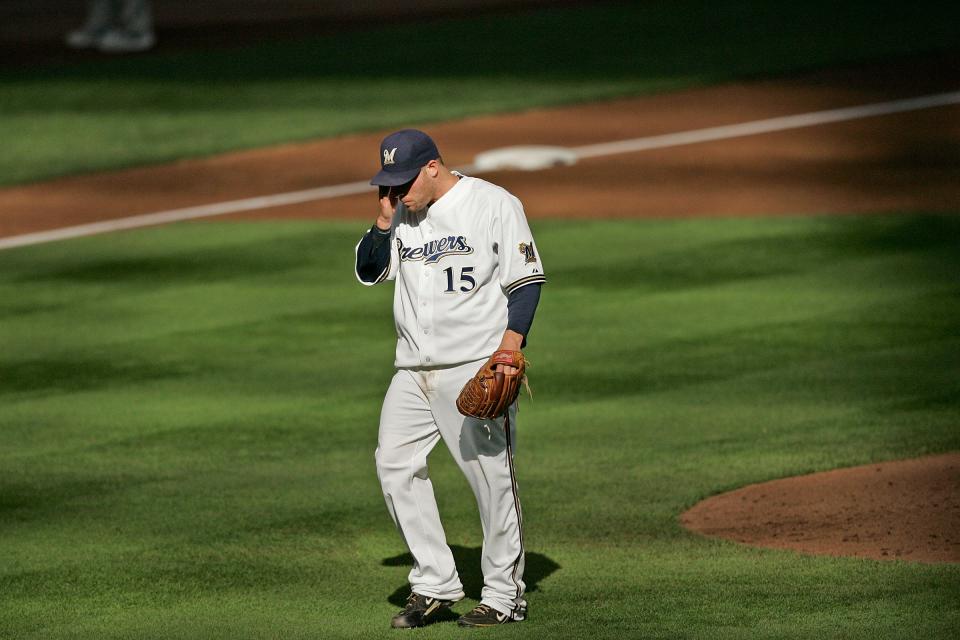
[1,0,959,185]
[3,1,960,635]
[2,215,959,639]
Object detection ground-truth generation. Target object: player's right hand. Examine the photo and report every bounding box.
[377,186,398,230]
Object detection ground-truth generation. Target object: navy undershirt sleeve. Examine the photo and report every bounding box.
[507,283,542,347]
[356,224,391,283]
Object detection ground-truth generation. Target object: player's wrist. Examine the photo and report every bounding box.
[497,330,524,353]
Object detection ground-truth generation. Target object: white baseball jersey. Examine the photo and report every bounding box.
[355,175,546,368]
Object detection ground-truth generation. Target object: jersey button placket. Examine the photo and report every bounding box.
[420,268,433,364]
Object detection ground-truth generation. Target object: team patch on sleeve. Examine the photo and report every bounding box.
[518,241,537,265]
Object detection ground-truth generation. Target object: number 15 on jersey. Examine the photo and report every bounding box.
[443,266,475,293]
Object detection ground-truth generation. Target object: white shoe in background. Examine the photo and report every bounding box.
[65,29,106,49]
[97,29,156,53]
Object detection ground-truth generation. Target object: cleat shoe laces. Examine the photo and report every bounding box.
[457,603,514,627]
[390,592,454,629]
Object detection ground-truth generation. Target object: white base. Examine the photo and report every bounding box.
[472,146,578,172]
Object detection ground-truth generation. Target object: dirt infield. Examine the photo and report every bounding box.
[681,453,960,564]
[1,53,957,563]
[2,52,959,239]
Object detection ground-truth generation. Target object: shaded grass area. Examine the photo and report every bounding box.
[1,0,959,185]
[1,215,959,638]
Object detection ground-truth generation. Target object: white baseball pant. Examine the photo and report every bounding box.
[375,357,526,619]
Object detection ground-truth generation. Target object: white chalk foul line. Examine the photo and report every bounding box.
[0,180,371,251]
[1,89,958,251]
[573,90,960,159]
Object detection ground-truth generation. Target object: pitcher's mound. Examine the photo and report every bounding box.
[681,452,960,563]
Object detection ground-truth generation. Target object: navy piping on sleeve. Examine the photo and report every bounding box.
[504,273,547,295]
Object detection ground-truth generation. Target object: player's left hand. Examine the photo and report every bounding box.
[456,349,527,419]
[495,330,524,377]
[495,363,519,376]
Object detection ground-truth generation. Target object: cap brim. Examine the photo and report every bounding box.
[370,167,421,187]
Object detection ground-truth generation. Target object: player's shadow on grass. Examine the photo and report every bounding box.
[383,545,560,614]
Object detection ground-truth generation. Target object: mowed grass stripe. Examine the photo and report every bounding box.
[1,215,959,639]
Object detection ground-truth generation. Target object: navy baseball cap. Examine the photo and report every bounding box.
[370,129,440,186]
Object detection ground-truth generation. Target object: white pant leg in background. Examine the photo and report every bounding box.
[375,359,526,619]
[117,0,153,36]
[80,0,153,35]
[78,0,114,33]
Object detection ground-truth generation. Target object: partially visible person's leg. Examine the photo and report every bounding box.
[98,0,156,53]
[65,0,114,49]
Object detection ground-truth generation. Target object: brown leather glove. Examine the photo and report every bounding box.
[456,350,527,419]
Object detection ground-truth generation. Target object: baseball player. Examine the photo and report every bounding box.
[354,129,545,628]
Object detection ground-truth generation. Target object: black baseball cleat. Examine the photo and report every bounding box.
[390,592,455,629]
[457,604,515,627]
